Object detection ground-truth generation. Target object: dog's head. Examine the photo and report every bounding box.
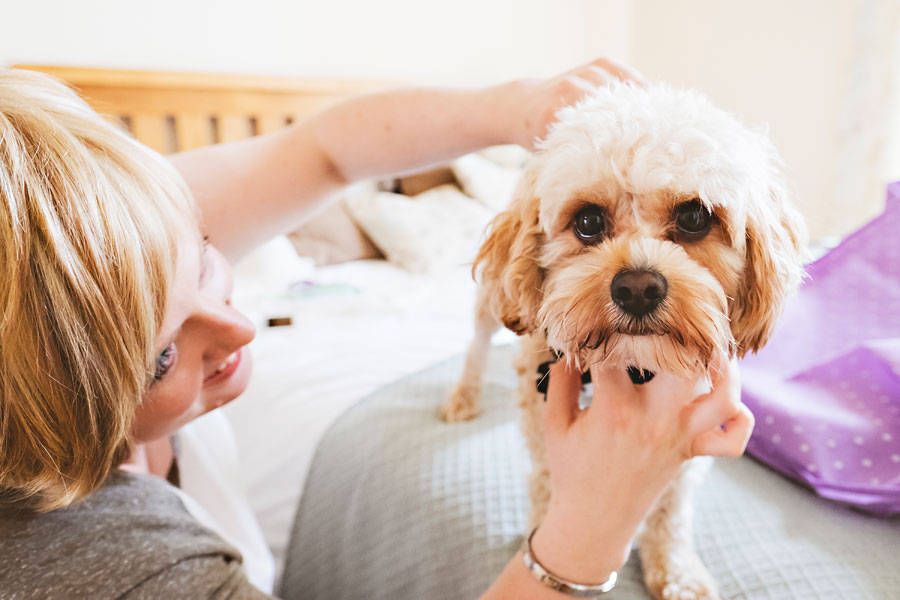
[477,82,807,375]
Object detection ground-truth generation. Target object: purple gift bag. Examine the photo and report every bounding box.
[740,183,900,516]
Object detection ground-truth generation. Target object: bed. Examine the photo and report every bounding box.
[19,64,900,600]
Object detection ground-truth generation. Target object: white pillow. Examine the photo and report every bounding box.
[346,184,493,274]
[476,144,532,168]
[451,153,524,213]
[231,235,317,326]
[233,235,315,289]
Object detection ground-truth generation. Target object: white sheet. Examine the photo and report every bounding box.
[223,241,513,575]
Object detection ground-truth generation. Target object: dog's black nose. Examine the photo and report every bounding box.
[610,269,667,317]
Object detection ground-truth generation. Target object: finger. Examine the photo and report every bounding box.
[580,365,642,431]
[588,363,697,413]
[588,57,648,85]
[586,362,637,404]
[684,360,742,436]
[684,384,739,439]
[552,76,598,112]
[566,74,599,94]
[707,351,735,388]
[637,369,707,415]
[544,359,585,435]
[690,403,755,458]
[579,66,616,88]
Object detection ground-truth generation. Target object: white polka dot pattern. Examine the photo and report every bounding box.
[741,184,900,515]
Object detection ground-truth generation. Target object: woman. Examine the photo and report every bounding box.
[0,61,752,598]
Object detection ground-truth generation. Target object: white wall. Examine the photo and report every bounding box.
[0,0,631,85]
[631,0,863,238]
[3,0,874,238]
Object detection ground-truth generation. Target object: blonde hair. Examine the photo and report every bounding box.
[0,69,197,511]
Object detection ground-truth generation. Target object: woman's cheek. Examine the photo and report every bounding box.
[133,378,202,442]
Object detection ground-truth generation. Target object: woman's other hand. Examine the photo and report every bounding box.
[533,355,752,582]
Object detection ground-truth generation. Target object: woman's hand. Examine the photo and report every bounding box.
[532,356,753,583]
[498,57,647,149]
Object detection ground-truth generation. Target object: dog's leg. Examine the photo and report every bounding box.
[514,332,555,530]
[639,456,718,600]
[441,285,499,422]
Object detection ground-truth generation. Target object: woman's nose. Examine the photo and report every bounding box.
[201,302,256,356]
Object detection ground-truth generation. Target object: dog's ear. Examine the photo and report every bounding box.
[474,174,544,335]
[731,176,807,356]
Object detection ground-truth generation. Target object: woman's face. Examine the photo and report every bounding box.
[132,235,255,443]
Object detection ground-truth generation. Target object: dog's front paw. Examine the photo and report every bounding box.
[656,578,719,600]
[644,557,719,600]
[440,384,482,422]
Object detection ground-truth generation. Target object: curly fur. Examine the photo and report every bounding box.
[444,82,807,600]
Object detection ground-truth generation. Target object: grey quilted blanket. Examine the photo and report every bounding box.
[281,344,900,599]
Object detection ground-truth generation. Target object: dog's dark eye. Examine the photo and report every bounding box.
[573,205,606,244]
[674,200,712,239]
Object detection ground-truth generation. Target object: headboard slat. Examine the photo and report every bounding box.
[13,65,381,154]
[257,115,288,135]
[130,114,170,154]
[174,114,214,152]
[218,115,250,143]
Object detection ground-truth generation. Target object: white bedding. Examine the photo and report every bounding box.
[222,237,514,574]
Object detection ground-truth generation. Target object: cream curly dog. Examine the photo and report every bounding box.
[443,82,807,599]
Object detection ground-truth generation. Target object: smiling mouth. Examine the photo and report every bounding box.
[204,349,242,385]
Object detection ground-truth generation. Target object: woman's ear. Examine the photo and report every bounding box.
[473,172,545,335]
[731,177,808,356]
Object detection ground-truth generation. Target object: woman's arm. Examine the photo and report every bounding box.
[480,357,753,599]
[169,58,643,261]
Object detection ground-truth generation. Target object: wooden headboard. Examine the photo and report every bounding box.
[14,65,381,154]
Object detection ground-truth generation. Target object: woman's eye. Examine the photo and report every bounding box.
[153,343,177,382]
[674,200,712,238]
[573,205,606,244]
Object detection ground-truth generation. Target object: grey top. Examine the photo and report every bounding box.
[0,470,273,599]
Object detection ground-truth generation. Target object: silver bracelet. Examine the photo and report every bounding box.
[521,528,617,597]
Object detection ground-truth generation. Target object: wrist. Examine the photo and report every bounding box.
[531,506,633,585]
[481,79,532,148]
